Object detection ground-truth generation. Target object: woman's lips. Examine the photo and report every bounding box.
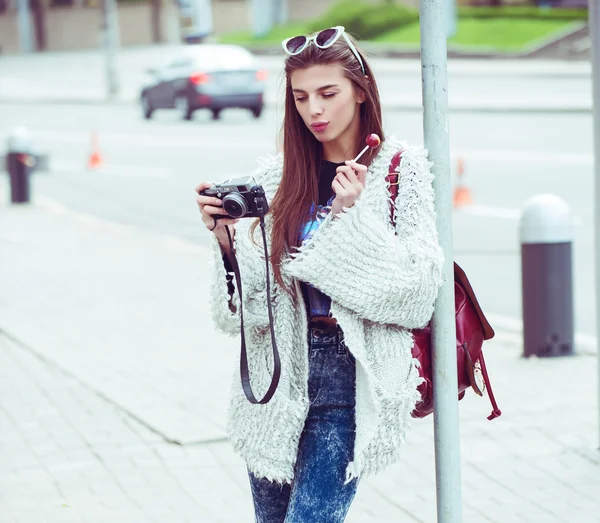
[310,122,329,133]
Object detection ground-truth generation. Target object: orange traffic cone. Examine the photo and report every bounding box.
[87,131,104,170]
[452,157,472,208]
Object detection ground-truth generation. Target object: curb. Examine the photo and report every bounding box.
[0,96,592,114]
[241,25,590,63]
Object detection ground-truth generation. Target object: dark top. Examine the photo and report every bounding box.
[299,160,343,319]
[222,160,343,319]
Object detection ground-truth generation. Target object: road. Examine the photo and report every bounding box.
[0,101,595,341]
[0,48,593,110]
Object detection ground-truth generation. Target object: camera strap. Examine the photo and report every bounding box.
[226,218,281,404]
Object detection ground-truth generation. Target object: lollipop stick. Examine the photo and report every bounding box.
[353,144,369,163]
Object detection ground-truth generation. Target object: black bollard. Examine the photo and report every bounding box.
[6,127,34,204]
[6,152,33,203]
[520,194,574,358]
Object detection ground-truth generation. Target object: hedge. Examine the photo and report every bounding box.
[306,0,419,40]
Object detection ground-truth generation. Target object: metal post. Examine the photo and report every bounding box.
[274,0,287,25]
[6,127,34,204]
[589,0,600,451]
[445,0,457,39]
[420,1,463,522]
[102,0,120,99]
[17,0,33,53]
[250,0,273,38]
[194,0,213,40]
[520,195,574,358]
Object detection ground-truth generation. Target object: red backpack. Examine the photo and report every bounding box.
[386,150,501,421]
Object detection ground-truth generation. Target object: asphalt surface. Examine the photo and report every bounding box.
[0,101,595,339]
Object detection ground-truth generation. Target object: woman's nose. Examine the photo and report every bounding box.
[309,98,323,117]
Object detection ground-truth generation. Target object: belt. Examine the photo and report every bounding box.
[308,318,345,351]
[309,315,338,328]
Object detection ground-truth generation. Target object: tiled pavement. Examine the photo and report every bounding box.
[1,194,599,522]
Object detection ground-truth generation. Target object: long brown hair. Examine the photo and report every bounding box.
[258,31,384,294]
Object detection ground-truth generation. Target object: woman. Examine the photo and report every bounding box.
[196,26,443,523]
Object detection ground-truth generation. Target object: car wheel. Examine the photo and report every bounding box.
[176,96,194,121]
[211,108,222,120]
[251,105,263,119]
[141,94,153,119]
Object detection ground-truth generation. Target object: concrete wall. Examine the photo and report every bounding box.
[0,0,415,54]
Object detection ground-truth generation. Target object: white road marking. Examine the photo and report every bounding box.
[455,204,582,226]
[50,160,172,178]
[454,149,593,166]
[0,127,590,164]
[455,204,521,221]
[0,129,275,151]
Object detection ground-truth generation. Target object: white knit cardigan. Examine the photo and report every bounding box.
[209,137,444,483]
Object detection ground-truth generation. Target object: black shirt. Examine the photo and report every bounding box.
[223,161,343,318]
[300,160,343,319]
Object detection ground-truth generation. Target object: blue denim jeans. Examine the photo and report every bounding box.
[248,324,358,523]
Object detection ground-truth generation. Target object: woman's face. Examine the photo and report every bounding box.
[290,64,365,147]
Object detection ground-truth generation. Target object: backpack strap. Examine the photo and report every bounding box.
[386,149,404,225]
[479,354,502,420]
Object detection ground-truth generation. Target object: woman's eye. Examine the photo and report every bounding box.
[295,97,307,102]
[323,93,336,98]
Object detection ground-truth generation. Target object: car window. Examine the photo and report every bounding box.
[188,46,256,70]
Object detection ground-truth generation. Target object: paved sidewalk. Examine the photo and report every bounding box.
[1,190,600,522]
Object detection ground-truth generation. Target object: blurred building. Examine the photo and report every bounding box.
[0,0,589,54]
[0,0,341,54]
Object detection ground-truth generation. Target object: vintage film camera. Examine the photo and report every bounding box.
[200,176,269,219]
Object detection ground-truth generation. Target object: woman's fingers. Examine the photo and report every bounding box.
[331,161,367,215]
[345,160,367,185]
[201,204,229,218]
[196,194,222,208]
[336,165,364,189]
[331,178,347,197]
[195,181,239,235]
[195,181,213,194]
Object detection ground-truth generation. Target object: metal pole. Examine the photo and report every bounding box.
[102,0,120,99]
[420,1,463,522]
[445,0,457,39]
[17,0,33,53]
[250,0,273,38]
[275,0,288,25]
[589,0,600,452]
[194,0,213,39]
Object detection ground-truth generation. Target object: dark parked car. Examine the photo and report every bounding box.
[140,44,268,121]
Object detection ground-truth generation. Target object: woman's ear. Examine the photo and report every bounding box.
[356,90,366,104]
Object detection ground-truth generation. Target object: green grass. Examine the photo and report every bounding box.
[219,17,576,52]
[373,18,572,50]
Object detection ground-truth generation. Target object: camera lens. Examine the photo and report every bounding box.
[222,193,248,218]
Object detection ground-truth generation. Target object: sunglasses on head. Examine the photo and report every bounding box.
[282,26,366,76]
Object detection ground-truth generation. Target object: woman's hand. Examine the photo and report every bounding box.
[195,182,239,255]
[331,160,368,215]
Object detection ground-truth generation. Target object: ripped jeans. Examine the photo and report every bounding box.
[248,324,358,523]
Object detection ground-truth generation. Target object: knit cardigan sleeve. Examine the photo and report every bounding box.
[283,145,443,328]
[208,155,283,336]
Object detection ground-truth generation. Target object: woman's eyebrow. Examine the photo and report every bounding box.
[292,84,339,93]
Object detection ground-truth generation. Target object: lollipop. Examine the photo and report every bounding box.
[353,133,381,163]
